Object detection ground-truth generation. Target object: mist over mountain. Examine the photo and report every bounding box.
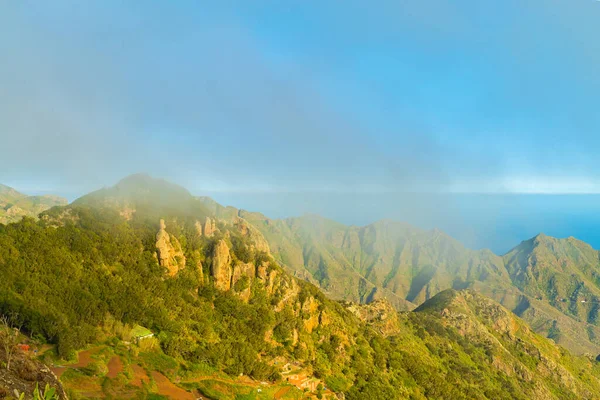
[3,174,600,399]
[4,1,600,398]
[204,191,600,254]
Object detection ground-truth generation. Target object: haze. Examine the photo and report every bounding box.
[3,1,600,252]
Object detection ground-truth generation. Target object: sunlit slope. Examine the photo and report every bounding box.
[0,183,67,224]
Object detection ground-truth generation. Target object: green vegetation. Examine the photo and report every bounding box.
[225,202,600,356]
[0,184,66,225]
[2,175,600,399]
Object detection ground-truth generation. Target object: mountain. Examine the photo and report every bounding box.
[231,212,509,307]
[411,289,600,400]
[221,210,600,356]
[3,174,600,398]
[0,184,67,225]
[502,233,600,354]
[73,175,600,357]
[73,173,211,220]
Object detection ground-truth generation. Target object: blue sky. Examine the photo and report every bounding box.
[2,0,600,198]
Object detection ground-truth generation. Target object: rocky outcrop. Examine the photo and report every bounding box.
[197,258,204,285]
[119,206,136,220]
[347,298,401,336]
[212,239,232,290]
[203,217,217,237]
[301,296,321,333]
[155,219,186,276]
[233,217,270,253]
[231,262,255,301]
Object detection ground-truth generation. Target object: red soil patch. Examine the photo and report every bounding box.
[107,356,123,379]
[130,364,149,387]
[151,371,196,400]
[50,366,66,378]
[50,347,102,378]
[71,347,101,368]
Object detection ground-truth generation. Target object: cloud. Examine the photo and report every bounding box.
[2,1,600,197]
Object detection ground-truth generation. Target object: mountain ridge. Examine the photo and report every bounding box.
[0,183,67,225]
[7,174,600,355]
[60,175,600,354]
[4,174,600,398]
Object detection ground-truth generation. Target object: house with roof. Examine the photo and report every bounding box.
[131,325,154,343]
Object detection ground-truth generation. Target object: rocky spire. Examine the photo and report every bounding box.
[211,239,232,290]
[204,216,215,237]
[155,219,186,276]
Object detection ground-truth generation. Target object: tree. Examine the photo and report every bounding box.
[0,314,20,370]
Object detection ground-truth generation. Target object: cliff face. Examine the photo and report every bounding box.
[211,239,232,291]
[155,219,186,276]
[346,298,401,336]
[232,217,270,254]
[202,216,217,237]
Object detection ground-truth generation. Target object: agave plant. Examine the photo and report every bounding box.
[33,384,57,400]
[16,383,58,400]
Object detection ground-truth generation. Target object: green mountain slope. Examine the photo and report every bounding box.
[2,174,600,398]
[220,208,600,356]
[0,184,67,225]
[502,234,600,354]
[240,213,509,306]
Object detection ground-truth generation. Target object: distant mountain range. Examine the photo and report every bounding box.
[0,183,67,225]
[56,174,600,356]
[3,174,600,398]
[195,187,600,356]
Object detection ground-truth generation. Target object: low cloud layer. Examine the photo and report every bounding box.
[2,1,600,198]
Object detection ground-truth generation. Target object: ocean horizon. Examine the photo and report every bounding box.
[204,192,600,255]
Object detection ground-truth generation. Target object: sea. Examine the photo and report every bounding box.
[203,192,600,255]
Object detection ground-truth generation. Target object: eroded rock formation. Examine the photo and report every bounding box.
[203,216,216,237]
[233,217,270,253]
[211,239,232,290]
[155,219,186,276]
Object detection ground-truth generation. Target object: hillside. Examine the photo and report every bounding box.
[72,175,600,356]
[2,174,600,398]
[233,212,509,307]
[0,184,67,225]
[76,175,600,357]
[213,206,600,356]
[0,332,67,399]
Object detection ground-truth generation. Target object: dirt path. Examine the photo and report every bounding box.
[151,371,196,400]
[106,356,123,379]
